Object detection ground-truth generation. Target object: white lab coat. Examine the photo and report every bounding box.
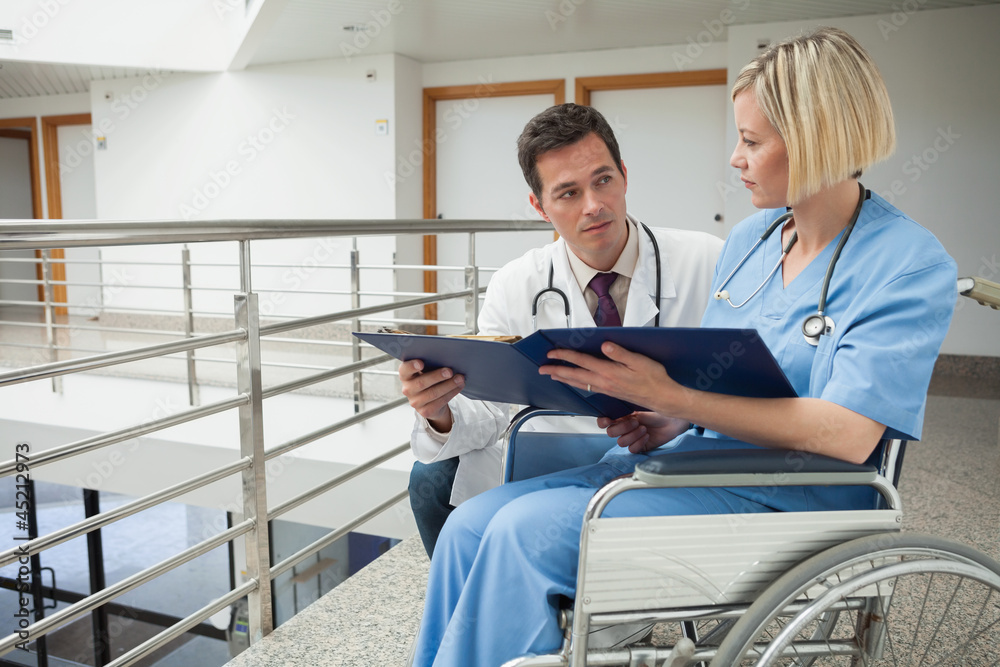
[410,219,724,505]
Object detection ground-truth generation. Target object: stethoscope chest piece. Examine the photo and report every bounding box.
[801,313,834,346]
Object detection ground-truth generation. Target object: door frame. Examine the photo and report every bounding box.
[39,113,93,314]
[575,69,727,105]
[421,79,565,331]
[0,117,46,306]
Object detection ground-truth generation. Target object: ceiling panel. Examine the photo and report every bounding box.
[1,0,998,100]
[245,0,1000,66]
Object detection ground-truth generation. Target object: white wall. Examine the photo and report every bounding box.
[57,123,103,316]
[89,54,405,317]
[726,5,1000,357]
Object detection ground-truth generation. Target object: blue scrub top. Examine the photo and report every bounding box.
[630,192,958,511]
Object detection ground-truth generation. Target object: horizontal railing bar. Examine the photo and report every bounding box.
[0,301,196,316]
[0,299,45,308]
[0,279,201,291]
[262,354,392,399]
[0,342,195,356]
[255,337,352,348]
[0,457,252,567]
[106,580,257,667]
[259,289,472,337]
[108,580,255,667]
[0,218,552,250]
[0,278,44,285]
[264,397,408,461]
[254,287,432,297]
[270,489,408,579]
[0,321,188,337]
[270,442,409,520]
[359,317,471,327]
[0,394,248,476]
[0,329,246,388]
[0,257,180,266]
[0,519,254,655]
[0,256,497,272]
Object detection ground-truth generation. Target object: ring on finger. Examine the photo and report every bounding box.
[587,384,591,392]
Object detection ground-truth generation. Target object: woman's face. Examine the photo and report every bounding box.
[730,91,790,209]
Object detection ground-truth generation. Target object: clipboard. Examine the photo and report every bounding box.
[354,327,796,420]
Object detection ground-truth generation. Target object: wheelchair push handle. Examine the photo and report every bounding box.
[958,275,1000,309]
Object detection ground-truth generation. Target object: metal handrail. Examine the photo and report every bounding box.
[0,458,252,567]
[270,442,410,520]
[0,217,550,249]
[0,328,246,387]
[0,519,255,653]
[264,397,409,461]
[0,217,539,659]
[0,394,249,476]
[262,354,393,399]
[258,287,478,336]
[270,489,410,579]
[107,580,257,667]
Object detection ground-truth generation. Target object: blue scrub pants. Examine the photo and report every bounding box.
[409,458,460,558]
[411,454,777,667]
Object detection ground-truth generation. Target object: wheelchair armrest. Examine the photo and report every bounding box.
[634,448,878,487]
[500,407,590,485]
[583,448,901,522]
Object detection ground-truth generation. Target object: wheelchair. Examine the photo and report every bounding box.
[496,277,1000,667]
[498,410,1000,666]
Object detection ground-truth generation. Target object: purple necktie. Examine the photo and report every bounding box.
[589,272,622,327]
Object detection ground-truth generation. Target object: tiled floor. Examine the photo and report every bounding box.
[224,374,1000,667]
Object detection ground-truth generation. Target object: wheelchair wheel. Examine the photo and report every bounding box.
[712,533,1000,666]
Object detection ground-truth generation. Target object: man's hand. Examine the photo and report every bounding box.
[597,412,690,453]
[399,359,465,433]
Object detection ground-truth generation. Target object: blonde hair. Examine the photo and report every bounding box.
[732,27,896,204]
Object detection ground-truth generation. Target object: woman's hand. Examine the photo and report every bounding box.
[597,412,691,453]
[539,341,690,416]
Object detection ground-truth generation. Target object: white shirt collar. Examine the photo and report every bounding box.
[564,217,639,295]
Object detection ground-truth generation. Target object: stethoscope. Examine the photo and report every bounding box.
[714,183,868,346]
[531,221,662,328]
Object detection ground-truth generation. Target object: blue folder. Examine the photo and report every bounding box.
[353,327,796,420]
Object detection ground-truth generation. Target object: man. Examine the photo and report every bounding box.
[401,103,723,558]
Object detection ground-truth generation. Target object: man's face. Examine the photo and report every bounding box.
[529,132,629,272]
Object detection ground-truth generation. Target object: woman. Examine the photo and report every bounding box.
[412,27,957,667]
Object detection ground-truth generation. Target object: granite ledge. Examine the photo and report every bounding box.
[226,535,428,667]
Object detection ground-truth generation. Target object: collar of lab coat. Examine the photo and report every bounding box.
[548,214,676,328]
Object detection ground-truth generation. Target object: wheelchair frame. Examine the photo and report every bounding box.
[499,408,1000,667]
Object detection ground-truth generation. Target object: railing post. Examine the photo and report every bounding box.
[39,249,62,394]
[234,240,273,641]
[465,232,479,333]
[181,245,201,406]
[350,239,365,413]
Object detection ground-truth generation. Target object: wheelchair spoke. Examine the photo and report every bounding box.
[915,573,961,665]
[712,535,1000,667]
[923,612,1000,667]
